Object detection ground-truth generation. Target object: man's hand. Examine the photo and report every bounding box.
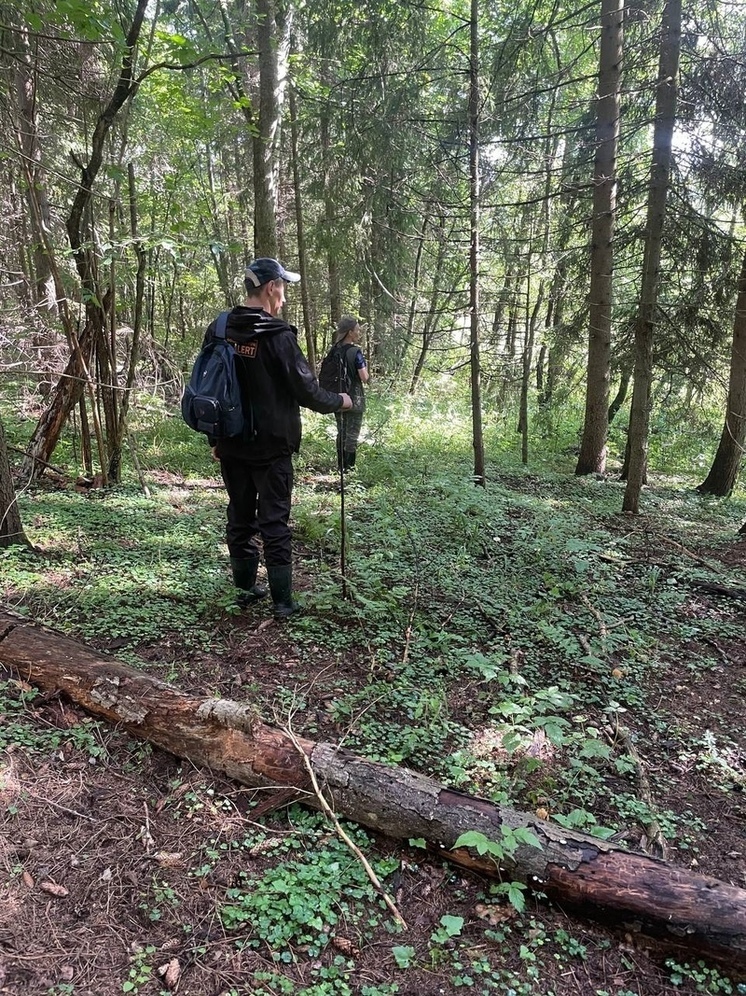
[211,445,220,461]
[339,393,353,410]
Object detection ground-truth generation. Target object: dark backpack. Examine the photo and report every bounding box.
[318,343,356,395]
[181,312,246,439]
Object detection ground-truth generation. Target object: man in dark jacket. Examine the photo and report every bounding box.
[209,257,352,618]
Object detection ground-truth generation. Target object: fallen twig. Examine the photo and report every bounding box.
[607,719,668,859]
[283,724,408,930]
[28,793,98,822]
[401,582,419,668]
[581,594,608,641]
[8,446,65,477]
[653,534,721,572]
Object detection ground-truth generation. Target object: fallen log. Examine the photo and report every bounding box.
[691,579,746,601]
[1,608,745,972]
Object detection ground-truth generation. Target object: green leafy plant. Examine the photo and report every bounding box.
[391,945,416,969]
[219,810,396,958]
[122,945,156,994]
[666,958,742,994]
[452,828,541,911]
[138,878,180,923]
[551,808,615,839]
[430,914,464,945]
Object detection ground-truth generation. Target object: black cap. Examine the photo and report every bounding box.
[245,258,301,288]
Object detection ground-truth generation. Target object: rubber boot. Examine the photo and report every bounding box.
[230,556,268,608]
[267,564,300,619]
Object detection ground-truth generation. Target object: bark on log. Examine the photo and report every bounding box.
[1,608,744,972]
[691,579,746,601]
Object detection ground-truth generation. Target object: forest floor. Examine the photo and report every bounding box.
[1,458,746,996]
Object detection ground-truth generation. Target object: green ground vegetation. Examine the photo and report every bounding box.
[2,385,745,995]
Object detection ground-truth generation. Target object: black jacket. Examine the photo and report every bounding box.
[207,306,344,463]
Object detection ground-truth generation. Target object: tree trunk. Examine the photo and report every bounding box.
[519,273,545,464]
[576,0,623,476]
[536,342,547,397]
[0,422,30,548]
[540,264,568,407]
[469,0,486,487]
[698,248,746,496]
[409,216,451,393]
[406,215,428,356]
[22,327,97,478]
[12,22,55,310]
[622,0,681,513]
[21,0,149,479]
[0,608,744,970]
[204,149,234,302]
[288,81,315,367]
[252,0,286,256]
[79,397,93,476]
[608,360,632,424]
[108,162,148,483]
[320,113,342,326]
[492,266,515,348]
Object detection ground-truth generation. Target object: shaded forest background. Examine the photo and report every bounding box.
[1,0,746,515]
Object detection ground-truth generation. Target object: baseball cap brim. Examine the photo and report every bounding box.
[279,266,301,283]
[245,258,302,287]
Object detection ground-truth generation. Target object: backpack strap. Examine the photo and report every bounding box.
[344,342,359,368]
[214,312,229,340]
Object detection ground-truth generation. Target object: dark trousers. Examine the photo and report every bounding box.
[335,410,364,469]
[219,454,293,567]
